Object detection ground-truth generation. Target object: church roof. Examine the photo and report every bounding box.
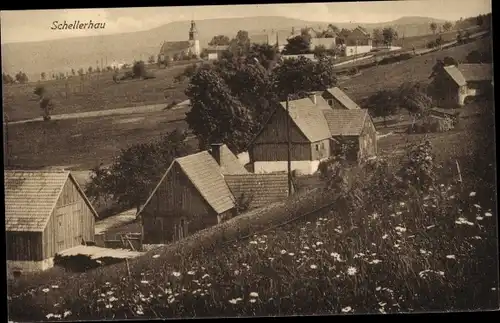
[159,41,192,56]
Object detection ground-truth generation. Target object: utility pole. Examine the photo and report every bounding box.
[285,95,293,196]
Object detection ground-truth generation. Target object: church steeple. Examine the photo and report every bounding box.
[189,20,198,41]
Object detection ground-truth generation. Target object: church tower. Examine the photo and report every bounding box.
[188,20,200,58]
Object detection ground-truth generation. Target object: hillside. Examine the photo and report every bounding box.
[2,15,450,80]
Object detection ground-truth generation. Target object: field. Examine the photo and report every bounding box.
[7,98,498,319]
[392,26,481,50]
[2,62,196,122]
[4,37,490,172]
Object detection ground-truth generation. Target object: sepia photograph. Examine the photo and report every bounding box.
[2,0,498,321]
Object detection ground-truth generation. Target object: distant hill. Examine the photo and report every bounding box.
[2,15,449,80]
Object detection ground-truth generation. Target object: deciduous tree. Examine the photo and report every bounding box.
[282,35,311,55]
[365,90,400,126]
[382,27,398,47]
[209,35,230,46]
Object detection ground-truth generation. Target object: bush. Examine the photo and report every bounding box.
[347,67,358,76]
[132,61,147,78]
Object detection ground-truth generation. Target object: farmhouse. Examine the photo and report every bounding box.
[5,170,98,276]
[322,87,361,110]
[434,63,493,107]
[158,20,200,61]
[342,26,373,57]
[206,45,230,60]
[249,93,376,174]
[138,144,290,244]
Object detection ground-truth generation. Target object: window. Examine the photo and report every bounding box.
[315,144,319,151]
[327,99,334,107]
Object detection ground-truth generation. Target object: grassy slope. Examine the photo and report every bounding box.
[7,104,498,319]
[2,62,194,122]
[4,37,490,170]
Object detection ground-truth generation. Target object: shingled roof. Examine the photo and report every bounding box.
[159,41,192,56]
[325,87,361,110]
[322,109,369,136]
[279,98,332,142]
[224,173,290,210]
[444,64,493,86]
[175,151,236,214]
[5,170,99,232]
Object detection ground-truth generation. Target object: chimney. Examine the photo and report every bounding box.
[210,143,223,166]
[309,92,317,105]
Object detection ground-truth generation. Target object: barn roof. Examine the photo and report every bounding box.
[443,65,467,86]
[322,109,369,136]
[225,173,290,210]
[457,64,493,82]
[279,98,332,142]
[209,144,249,175]
[159,41,192,56]
[5,170,99,232]
[324,87,361,110]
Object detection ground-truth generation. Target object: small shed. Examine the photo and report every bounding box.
[322,87,361,110]
[5,170,99,276]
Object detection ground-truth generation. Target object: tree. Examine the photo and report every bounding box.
[247,43,279,70]
[2,73,15,84]
[185,68,256,153]
[442,21,453,32]
[85,129,190,212]
[398,82,433,126]
[77,68,85,77]
[430,22,437,34]
[466,50,491,64]
[148,55,155,64]
[15,71,28,84]
[40,72,46,81]
[132,60,147,78]
[88,66,93,74]
[372,28,383,47]
[272,56,337,101]
[71,68,76,76]
[327,24,339,34]
[313,45,328,59]
[365,90,400,126]
[282,34,311,55]
[337,28,351,45]
[96,67,101,74]
[382,27,398,47]
[476,14,484,27]
[209,35,230,46]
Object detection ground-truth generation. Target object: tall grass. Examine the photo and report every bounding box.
[7,131,498,320]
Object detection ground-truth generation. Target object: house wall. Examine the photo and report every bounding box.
[6,231,43,261]
[7,258,54,277]
[141,162,221,244]
[251,143,313,162]
[344,45,373,56]
[310,38,337,51]
[208,53,219,60]
[253,159,326,175]
[358,118,378,161]
[311,139,331,160]
[345,29,372,46]
[43,177,95,259]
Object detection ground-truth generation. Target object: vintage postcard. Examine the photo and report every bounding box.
[2,1,497,321]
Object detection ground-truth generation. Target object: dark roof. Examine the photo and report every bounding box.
[159,41,192,56]
[444,64,493,86]
[324,87,361,110]
[209,144,249,175]
[224,174,289,210]
[5,170,99,232]
[457,64,493,82]
[322,109,369,136]
[176,151,236,214]
[279,98,332,142]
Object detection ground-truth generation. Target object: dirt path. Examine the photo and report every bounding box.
[8,103,169,125]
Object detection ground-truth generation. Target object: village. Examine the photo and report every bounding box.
[3,3,498,321]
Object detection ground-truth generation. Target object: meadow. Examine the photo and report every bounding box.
[2,61,195,122]
[7,99,498,319]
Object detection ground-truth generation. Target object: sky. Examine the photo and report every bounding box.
[0,0,492,44]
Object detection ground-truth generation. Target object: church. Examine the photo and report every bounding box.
[158,20,201,61]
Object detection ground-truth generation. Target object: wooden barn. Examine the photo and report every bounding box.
[249,95,332,175]
[5,170,98,276]
[432,64,493,107]
[249,94,377,173]
[138,144,291,244]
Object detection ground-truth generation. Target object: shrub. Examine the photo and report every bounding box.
[347,67,358,76]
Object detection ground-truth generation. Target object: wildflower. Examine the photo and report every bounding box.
[382,234,388,240]
[42,288,50,293]
[105,282,111,286]
[485,212,492,217]
[63,310,72,318]
[152,254,160,259]
[53,314,62,319]
[476,216,484,220]
[396,211,402,216]
[303,246,310,250]
[347,266,357,276]
[316,241,323,246]
[46,314,54,319]
[280,249,287,255]
[379,308,386,314]
[310,264,318,269]
[249,299,257,303]
[172,271,181,277]
[474,204,481,209]
[399,202,405,206]
[376,286,382,291]
[472,236,482,240]
[341,306,352,313]
[249,241,258,245]
[426,224,435,229]
[288,252,295,256]
[234,270,240,275]
[446,255,456,259]
[202,274,210,279]
[141,280,149,284]
[379,302,387,307]
[395,226,407,232]
[249,292,259,298]
[51,285,59,289]
[394,244,400,248]
[106,291,114,295]
[268,257,275,261]
[105,304,113,309]
[492,287,497,291]
[469,192,476,197]
[369,259,382,264]
[370,213,380,220]
[187,271,195,275]
[109,296,118,302]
